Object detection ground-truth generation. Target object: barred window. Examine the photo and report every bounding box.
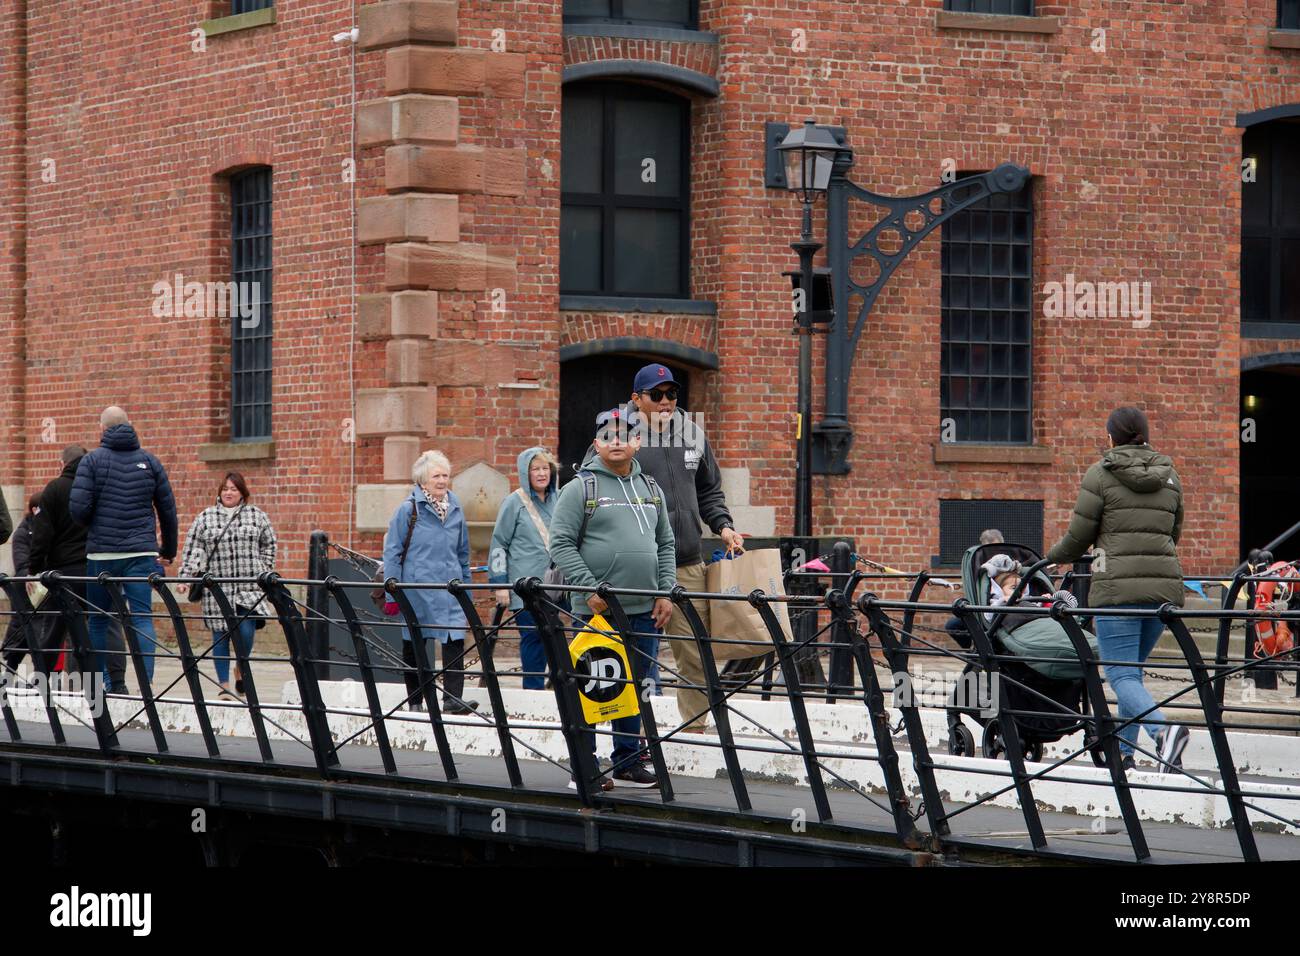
[1241,122,1300,328]
[944,0,1034,13]
[561,82,690,297]
[230,167,273,442]
[1282,0,1300,30]
[563,0,698,28]
[939,500,1043,566]
[232,0,274,13]
[940,175,1034,444]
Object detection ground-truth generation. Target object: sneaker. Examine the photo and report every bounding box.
[1120,755,1136,773]
[612,764,658,788]
[1157,724,1190,774]
[566,777,615,793]
[443,700,480,716]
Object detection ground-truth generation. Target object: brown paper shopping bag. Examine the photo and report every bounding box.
[704,549,793,660]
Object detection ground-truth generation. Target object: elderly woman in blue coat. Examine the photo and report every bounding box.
[383,449,476,715]
[489,447,560,689]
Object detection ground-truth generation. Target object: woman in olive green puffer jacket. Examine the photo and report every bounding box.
[1045,407,1189,774]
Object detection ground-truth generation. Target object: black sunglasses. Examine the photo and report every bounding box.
[644,386,679,402]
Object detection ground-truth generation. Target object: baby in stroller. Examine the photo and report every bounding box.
[982,553,1078,625]
[946,545,1101,763]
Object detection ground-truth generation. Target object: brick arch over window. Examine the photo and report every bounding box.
[559,336,718,370]
[562,59,718,97]
[1237,104,1300,127]
[1243,350,1300,371]
[560,312,716,361]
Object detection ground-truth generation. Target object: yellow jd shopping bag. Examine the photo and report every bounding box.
[569,614,640,724]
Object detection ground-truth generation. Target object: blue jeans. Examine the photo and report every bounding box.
[86,556,160,689]
[212,618,256,686]
[514,609,548,691]
[1095,604,1166,756]
[578,612,660,769]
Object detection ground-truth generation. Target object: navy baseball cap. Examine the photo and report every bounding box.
[632,363,677,393]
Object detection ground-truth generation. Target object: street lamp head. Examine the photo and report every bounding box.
[777,120,846,203]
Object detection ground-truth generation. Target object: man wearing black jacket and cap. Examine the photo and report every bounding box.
[605,364,746,733]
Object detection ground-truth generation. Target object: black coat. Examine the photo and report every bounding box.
[10,515,34,576]
[0,486,11,546]
[29,458,89,573]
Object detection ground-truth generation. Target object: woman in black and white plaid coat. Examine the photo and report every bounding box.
[178,472,277,699]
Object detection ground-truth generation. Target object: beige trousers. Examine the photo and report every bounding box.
[666,561,712,730]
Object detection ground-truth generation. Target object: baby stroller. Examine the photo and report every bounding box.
[946,543,1106,765]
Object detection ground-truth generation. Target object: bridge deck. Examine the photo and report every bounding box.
[5,718,1298,866]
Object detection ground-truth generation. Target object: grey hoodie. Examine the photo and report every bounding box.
[488,447,559,610]
[548,455,676,615]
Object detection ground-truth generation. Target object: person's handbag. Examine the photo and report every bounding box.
[371,503,419,614]
[704,548,792,660]
[187,505,244,604]
[236,604,268,631]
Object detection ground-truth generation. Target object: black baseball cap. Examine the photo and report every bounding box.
[594,407,642,439]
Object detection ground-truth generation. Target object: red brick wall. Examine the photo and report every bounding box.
[5,0,1300,580]
[15,1,361,572]
[0,4,27,489]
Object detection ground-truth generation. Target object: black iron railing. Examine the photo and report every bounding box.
[1,560,1298,863]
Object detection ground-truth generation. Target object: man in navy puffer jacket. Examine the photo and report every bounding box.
[70,407,178,692]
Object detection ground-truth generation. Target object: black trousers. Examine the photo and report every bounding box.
[1,608,56,677]
[5,571,126,691]
[402,638,466,708]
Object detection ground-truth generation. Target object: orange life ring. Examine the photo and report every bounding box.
[1253,561,1298,658]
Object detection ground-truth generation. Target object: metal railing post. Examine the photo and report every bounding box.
[258,573,339,774]
[828,586,919,845]
[826,541,855,701]
[329,579,397,775]
[859,592,949,840]
[1161,605,1259,863]
[669,585,750,812]
[207,578,274,762]
[44,572,118,755]
[956,601,1047,850]
[1056,605,1150,862]
[517,578,603,806]
[751,591,833,823]
[387,579,457,782]
[0,575,64,743]
[306,530,332,681]
[101,574,168,753]
[1214,573,1249,706]
[449,581,522,788]
[151,575,219,758]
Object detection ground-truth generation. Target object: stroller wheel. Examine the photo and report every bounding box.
[981,720,1005,759]
[948,722,975,757]
[1085,735,1109,768]
[1024,740,1044,763]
